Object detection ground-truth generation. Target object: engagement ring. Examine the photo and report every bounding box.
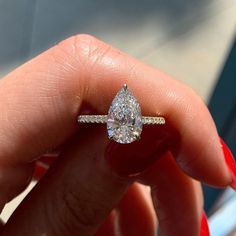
[77,84,165,144]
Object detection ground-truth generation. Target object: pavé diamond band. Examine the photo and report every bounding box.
[78,115,165,125]
[77,84,165,144]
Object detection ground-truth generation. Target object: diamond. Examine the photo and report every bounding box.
[107,85,143,144]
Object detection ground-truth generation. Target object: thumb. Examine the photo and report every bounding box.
[1,125,165,236]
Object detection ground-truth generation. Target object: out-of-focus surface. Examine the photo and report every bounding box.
[209,189,236,236]
[0,0,236,230]
[0,0,236,101]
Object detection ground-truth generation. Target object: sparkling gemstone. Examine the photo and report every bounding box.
[107,85,143,144]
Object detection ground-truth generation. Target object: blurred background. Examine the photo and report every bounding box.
[0,0,235,235]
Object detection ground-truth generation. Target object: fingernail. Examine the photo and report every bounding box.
[105,125,178,177]
[33,155,56,180]
[220,138,236,190]
[200,211,210,236]
[33,162,49,180]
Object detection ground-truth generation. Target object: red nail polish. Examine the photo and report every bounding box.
[200,212,210,236]
[33,162,49,180]
[220,138,236,190]
[33,155,57,180]
[105,125,179,177]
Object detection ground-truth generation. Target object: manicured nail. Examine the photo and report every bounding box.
[220,138,236,190]
[200,211,210,236]
[105,125,178,177]
[33,155,57,180]
[33,162,48,180]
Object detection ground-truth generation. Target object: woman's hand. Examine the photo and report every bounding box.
[0,34,235,236]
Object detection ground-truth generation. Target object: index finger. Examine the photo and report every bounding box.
[0,34,232,187]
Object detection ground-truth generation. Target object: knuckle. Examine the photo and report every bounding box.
[64,189,98,227]
[54,33,113,99]
[55,184,105,235]
[57,34,112,71]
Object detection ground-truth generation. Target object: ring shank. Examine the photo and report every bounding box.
[78,115,165,125]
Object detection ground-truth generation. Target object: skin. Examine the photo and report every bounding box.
[0,34,232,235]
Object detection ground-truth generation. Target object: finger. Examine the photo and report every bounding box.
[2,123,165,235]
[141,152,204,236]
[2,127,130,235]
[118,183,157,236]
[0,34,232,188]
[96,183,157,236]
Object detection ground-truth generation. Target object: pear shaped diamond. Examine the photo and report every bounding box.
[107,85,143,144]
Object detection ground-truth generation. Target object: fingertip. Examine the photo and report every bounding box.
[176,135,232,188]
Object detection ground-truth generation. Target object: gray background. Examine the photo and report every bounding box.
[0,0,235,102]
